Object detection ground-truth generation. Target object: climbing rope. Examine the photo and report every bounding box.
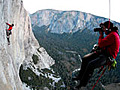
[91,65,108,90]
[109,0,111,20]
[108,0,111,29]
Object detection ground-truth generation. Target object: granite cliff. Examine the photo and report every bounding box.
[0,0,55,90]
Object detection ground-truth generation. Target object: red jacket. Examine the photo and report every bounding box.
[98,31,120,59]
[6,23,13,31]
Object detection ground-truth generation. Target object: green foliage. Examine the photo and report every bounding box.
[19,65,65,90]
[32,25,120,89]
[32,54,39,64]
[32,25,98,88]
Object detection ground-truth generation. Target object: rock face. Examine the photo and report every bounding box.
[0,0,54,90]
[104,83,120,90]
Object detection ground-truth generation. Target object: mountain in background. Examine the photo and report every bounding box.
[30,9,120,34]
[30,9,120,90]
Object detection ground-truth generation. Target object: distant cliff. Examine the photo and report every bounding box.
[30,9,120,34]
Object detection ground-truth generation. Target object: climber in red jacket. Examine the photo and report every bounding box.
[6,23,14,35]
[72,21,120,89]
[98,21,119,59]
[6,23,14,45]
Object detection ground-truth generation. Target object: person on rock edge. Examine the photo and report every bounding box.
[72,21,120,90]
[6,22,14,45]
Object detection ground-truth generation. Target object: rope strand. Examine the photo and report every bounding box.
[91,65,108,90]
[108,0,111,29]
[109,0,111,20]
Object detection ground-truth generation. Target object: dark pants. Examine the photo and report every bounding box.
[6,30,12,36]
[6,30,11,45]
[77,52,107,87]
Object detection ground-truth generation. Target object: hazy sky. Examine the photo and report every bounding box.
[23,0,120,23]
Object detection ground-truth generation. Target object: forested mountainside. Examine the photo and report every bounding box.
[32,25,120,90]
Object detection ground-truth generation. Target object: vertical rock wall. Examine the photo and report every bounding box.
[0,0,55,90]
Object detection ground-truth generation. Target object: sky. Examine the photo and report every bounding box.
[23,0,120,23]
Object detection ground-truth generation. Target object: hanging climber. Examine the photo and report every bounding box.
[72,21,120,90]
[6,22,14,45]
